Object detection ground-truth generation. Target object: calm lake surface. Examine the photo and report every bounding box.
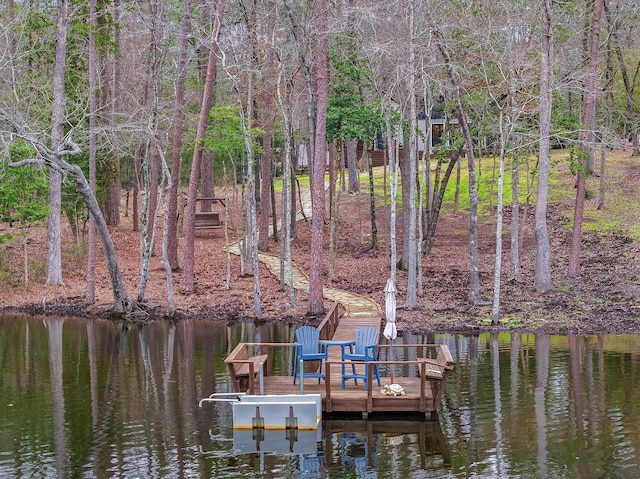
[1,315,640,478]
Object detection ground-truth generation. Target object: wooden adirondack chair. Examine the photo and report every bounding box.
[293,326,328,384]
[341,326,381,390]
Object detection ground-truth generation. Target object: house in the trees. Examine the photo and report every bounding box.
[294,98,461,170]
[367,98,461,167]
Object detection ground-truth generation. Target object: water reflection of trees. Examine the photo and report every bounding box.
[6,318,640,478]
[46,318,67,477]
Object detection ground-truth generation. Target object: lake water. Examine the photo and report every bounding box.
[1,315,640,478]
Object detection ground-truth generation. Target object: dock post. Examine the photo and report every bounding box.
[299,359,304,394]
[259,362,264,395]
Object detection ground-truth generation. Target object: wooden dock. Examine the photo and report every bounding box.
[224,304,454,419]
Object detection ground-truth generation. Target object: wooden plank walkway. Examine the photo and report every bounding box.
[217,184,454,419]
[323,316,382,386]
[225,311,453,419]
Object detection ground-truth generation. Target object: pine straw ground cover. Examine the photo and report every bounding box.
[1,148,640,335]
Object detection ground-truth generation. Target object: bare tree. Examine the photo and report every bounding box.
[434,30,483,304]
[46,0,71,286]
[535,0,555,294]
[491,108,508,324]
[238,73,262,318]
[166,0,191,271]
[405,1,418,309]
[605,0,640,157]
[258,0,277,251]
[137,0,165,302]
[103,0,122,227]
[9,138,130,313]
[181,0,225,294]
[87,0,98,303]
[386,112,399,287]
[308,0,329,316]
[567,0,603,278]
[276,69,297,306]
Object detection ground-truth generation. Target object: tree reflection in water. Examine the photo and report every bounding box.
[2,316,640,478]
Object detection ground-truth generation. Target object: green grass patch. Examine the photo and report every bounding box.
[274,148,639,245]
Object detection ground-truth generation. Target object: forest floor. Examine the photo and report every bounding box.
[1,148,640,336]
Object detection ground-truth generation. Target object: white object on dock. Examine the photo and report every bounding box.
[233,394,322,430]
[199,393,322,430]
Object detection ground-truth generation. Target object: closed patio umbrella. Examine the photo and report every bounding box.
[383,278,397,382]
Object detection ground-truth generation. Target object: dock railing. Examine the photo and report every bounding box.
[225,305,341,395]
[225,342,295,394]
[225,341,454,414]
[316,302,342,341]
[323,343,454,415]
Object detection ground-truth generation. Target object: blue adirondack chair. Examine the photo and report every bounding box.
[341,327,381,389]
[293,326,328,384]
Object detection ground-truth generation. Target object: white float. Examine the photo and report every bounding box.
[199,393,322,430]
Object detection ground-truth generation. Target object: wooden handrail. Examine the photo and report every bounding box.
[233,342,296,347]
[317,302,341,340]
[376,344,454,369]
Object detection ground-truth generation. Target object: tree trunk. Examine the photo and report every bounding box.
[181,0,225,293]
[535,0,555,293]
[509,75,521,282]
[132,146,141,232]
[386,117,399,287]
[405,4,418,308]
[308,0,328,316]
[598,22,614,211]
[87,0,98,303]
[102,0,121,229]
[259,2,276,250]
[604,1,640,157]
[346,139,359,193]
[328,140,337,283]
[290,160,298,240]
[258,82,274,251]
[491,112,507,325]
[200,150,215,208]
[423,150,461,255]
[614,45,640,157]
[366,145,378,250]
[597,145,606,209]
[157,146,176,313]
[103,178,121,225]
[568,0,603,278]
[12,141,130,313]
[398,143,411,271]
[454,154,461,214]
[510,156,521,281]
[240,74,262,318]
[47,0,69,286]
[166,0,191,271]
[276,74,296,305]
[435,31,482,304]
[417,142,428,296]
[147,143,160,256]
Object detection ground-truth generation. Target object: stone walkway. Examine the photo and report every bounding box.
[227,187,381,319]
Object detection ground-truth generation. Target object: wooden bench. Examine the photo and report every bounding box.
[225,343,269,394]
[418,344,454,379]
[435,344,454,369]
[194,211,223,230]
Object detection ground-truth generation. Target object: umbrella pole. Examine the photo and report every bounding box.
[390,340,394,384]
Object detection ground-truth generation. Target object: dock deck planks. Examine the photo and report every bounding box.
[224,311,453,419]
